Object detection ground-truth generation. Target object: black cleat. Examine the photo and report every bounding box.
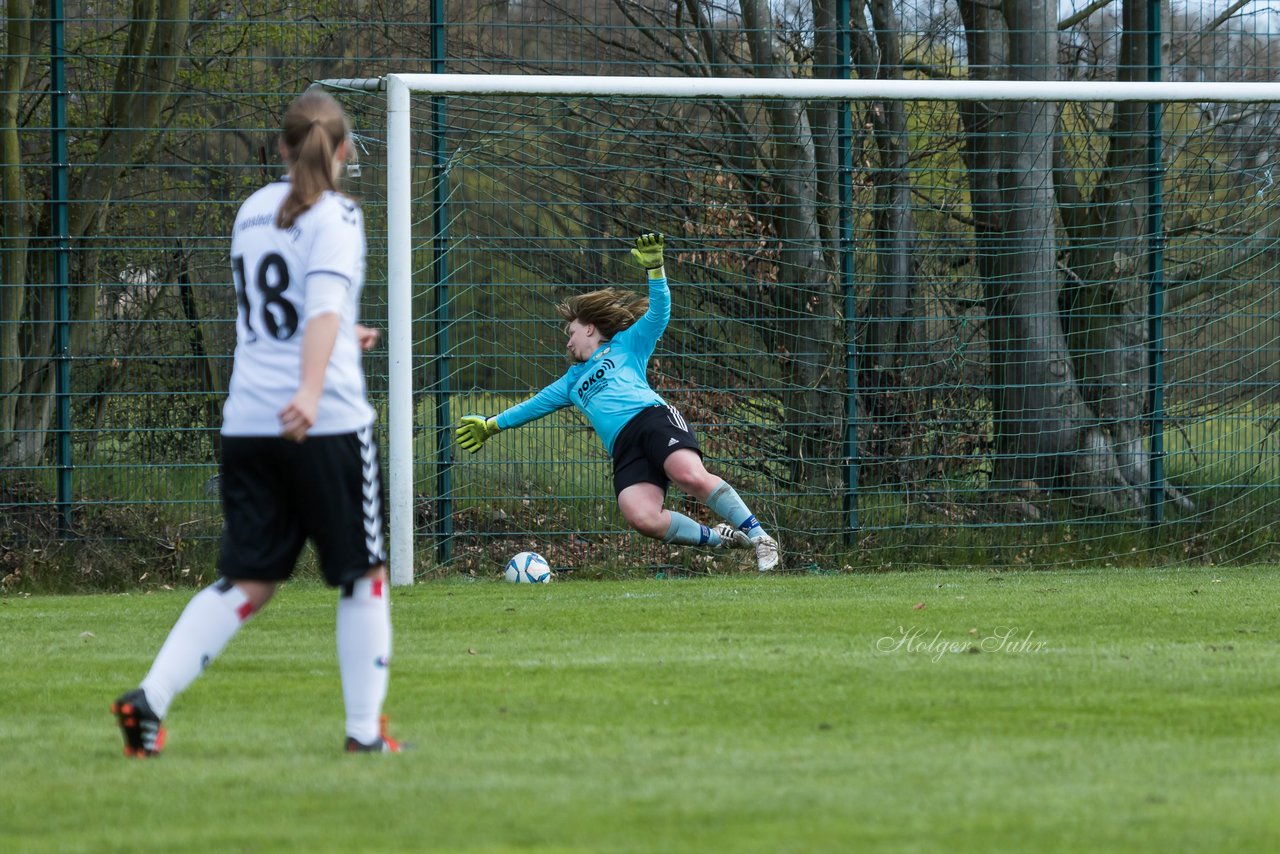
[112,689,166,758]
[711,523,751,549]
[344,715,402,753]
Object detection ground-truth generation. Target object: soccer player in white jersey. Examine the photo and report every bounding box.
[112,90,399,756]
[455,234,780,573]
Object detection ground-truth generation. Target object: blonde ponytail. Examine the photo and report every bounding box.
[276,91,350,229]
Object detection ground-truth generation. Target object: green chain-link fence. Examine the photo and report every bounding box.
[4,1,1280,587]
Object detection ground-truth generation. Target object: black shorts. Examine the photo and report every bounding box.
[611,405,702,495]
[217,427,387,587]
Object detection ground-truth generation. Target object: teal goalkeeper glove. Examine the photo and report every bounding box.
[631,233,665,270]
[456,415,501,453]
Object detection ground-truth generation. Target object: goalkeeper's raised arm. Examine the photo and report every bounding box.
[454,233,779,572]
[625,232,671,351]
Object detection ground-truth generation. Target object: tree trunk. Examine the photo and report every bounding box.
[175,247,224,465]
[1,2,191,467]
[951,0,1151,511]
[863,0,918,368]
[990,0,1081,488]
[853,0,921,484]
[1,4,32,464]
[739,0,843,488]
[1061,0,1152,494]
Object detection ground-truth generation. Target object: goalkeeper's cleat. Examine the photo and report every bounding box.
[112,688,166,758]
[753,534,781,572]
[345,715,402,754]
[711,523,751,549]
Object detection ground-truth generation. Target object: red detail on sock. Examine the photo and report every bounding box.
[378,714,400,752]
[237,601,255,621]
[371,579,385,599]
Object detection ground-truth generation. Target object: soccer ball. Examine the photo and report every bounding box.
[504,551,552,584]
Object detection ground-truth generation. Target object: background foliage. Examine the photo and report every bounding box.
[3,1,1280,587]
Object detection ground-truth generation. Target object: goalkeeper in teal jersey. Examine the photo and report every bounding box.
[456,233,780,572]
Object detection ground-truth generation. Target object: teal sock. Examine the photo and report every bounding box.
[661,511,714,545]
[706,481,764,540]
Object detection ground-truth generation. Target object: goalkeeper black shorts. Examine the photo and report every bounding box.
[217,427,387,586]
[611,404,702,495]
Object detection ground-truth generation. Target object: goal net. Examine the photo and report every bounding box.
[327,74,1280,583]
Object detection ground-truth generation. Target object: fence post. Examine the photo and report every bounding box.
[431,0,454,563]
[51,0,73,533]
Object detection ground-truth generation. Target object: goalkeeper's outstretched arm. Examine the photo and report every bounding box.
[455,380,573,454]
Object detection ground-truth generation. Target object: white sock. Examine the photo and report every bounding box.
[139,580,255,719]
[337,576,392,744]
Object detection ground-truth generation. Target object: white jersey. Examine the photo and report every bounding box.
[221,180,375,436]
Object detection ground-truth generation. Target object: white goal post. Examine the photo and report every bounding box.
[319,73,1280,586]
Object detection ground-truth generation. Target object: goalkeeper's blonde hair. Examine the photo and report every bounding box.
[556,287,648,340]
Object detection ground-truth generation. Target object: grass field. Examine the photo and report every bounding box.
[2,568,1278,853]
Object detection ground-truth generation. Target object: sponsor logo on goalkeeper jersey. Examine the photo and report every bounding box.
[576,358,615,406]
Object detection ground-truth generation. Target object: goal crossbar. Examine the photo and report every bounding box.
[325,72,1280,102]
